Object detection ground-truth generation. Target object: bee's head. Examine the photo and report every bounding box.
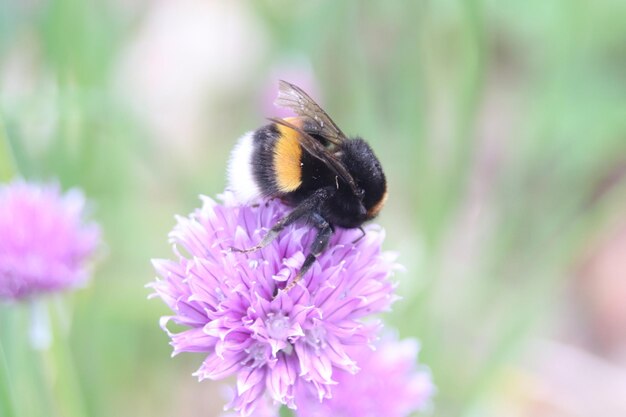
[340,138,387,220]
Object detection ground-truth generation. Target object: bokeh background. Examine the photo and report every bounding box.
[1,1,626,416]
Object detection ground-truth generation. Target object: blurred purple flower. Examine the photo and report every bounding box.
[295,336,435,417]
[0,180,101,301]
[260,59,319,118]
[150,195,398,416]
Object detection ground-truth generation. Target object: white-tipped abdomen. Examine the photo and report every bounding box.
[227,132,262,204]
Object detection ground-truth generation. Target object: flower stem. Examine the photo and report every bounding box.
[0,329,17,417]
[0,117,17,181]
[279,405,295,417]
[31,298,87,417]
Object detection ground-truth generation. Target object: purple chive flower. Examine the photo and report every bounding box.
[0,180,101,301]
[295,336,435,417]
[220,394,279,417]
[150,194,398,416]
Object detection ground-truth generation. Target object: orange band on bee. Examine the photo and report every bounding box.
[366,190,387,219]
[274,122,303,192]
[281,117,303,127]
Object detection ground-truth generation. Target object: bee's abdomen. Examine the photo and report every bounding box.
[227,131,262,203]
[234,122,333,205]
[249,125,279,196]
[228,122,301,203]
[273,123,303,193]
[249,123,304,198]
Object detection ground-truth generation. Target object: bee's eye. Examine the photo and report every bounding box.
[357,188,365,198]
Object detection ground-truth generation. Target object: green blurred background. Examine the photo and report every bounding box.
[1,1,626,416]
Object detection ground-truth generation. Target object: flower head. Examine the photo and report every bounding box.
[150,195,398,416]
[0,180,101,301]
[295,336,435,417]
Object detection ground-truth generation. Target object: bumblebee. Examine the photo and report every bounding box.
[228,81,387,293]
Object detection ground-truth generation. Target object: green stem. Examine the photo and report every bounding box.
[279,405,295,417]
[0,318,17,417]
[31,298,87,417]
[0,117,17,181]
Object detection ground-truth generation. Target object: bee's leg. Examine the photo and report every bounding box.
[351,226,366,244]
[264,196,279,207]
[231,188,332,254]
[281,213,332,294]
[230,208,304,253]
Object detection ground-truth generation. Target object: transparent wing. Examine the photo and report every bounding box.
[275,80,348,146]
